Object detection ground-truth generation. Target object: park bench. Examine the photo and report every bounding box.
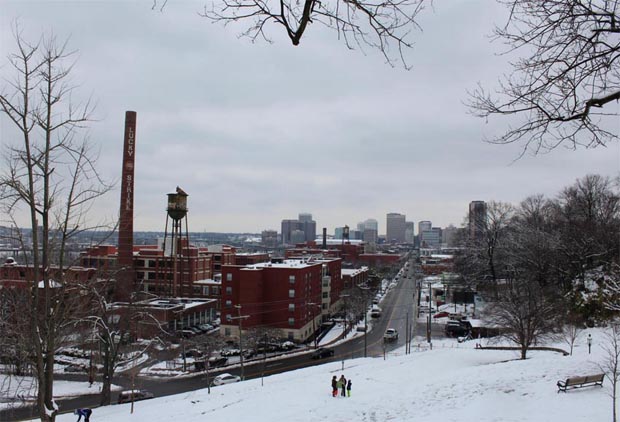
[557,373,605,393]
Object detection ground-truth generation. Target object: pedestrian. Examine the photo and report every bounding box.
[346,379,352,397]
[331,375,338,397]
[74,408,92,422]
[339,375,347,397]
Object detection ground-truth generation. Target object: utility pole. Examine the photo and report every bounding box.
[308,302,321,349]
[341,294,350,339]
[405,312,409,355]
[427,281,432,346]
[231,305,249,380]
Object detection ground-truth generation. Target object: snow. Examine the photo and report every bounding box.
[0,376,122,410]
[21,328,613,422]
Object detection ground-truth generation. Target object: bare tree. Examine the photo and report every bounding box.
[0,26,110,421]
[192,0,427,68]
[560,315,584,356]
[457,201,514,297]
[76,280,165,406]
[600,323,620,422]
[469,1,620,154]
[485,270,558,359]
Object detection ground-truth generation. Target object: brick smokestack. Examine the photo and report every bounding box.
[322,227,327,249]
[117,111,137,300]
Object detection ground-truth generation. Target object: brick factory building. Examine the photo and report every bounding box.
[80,242,236,298]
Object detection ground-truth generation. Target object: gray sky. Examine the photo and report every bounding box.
[1,0,618,235]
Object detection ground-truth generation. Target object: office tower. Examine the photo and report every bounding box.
[281,213,317,244]
[386,213,406,243]
[469,201,487,240]
[442,224,457,247]
[405,221,414,244]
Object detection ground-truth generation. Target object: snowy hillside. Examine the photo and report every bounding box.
[34,332,611,422]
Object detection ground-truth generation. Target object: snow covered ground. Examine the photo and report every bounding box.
[27,328,612,422]
[0,377,121,410]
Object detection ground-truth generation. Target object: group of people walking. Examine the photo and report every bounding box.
[331,375,351,397]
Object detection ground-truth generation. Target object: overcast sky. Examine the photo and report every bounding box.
[1,0,618,235]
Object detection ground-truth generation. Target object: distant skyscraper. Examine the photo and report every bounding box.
[418,220,433,248]
[281,219,302,244]
[360,218,379,243]
[386,213,406,243]
[405,221,414,244]
[442,224,457,247]
[281,213,316,244]
[299,212,313,223]
[418,220,432,235]
[364,219,378,232]
[469,201,487,240]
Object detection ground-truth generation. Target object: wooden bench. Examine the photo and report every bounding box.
[557,373,605,392]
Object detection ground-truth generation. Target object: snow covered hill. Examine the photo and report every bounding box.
[33,332,612,422]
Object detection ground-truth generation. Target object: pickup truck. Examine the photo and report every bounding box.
[383,328,399,342]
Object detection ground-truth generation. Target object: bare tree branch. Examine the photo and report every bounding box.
[468,0,620,154]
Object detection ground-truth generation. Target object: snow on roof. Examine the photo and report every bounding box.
[341,267,368,276]
[249,260,317,269]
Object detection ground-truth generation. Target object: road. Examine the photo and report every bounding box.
[2,255,446,421]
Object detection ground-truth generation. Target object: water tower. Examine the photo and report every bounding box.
[162,186,189,297]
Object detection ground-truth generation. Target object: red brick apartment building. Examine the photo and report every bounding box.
[220,258,343,342]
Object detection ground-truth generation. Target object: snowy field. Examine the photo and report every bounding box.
[29,328,612,422]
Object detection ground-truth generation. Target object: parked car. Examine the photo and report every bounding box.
[212,373,241,386]
[64,364,86,373]
[445,320,469,337]
[311,347,335,360]
[370,309,382,318]
[280,341,296,350]
[183,349,203,358]
[356,324,367,332]
[383,328,399,342]
[117,389,154,404]
[208,356,228,367]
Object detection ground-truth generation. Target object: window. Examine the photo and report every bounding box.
[226,286,232,295]
[289,303,295,312]
[289,289,295,298]
[226,314,232,321]
[226,273,232,281]
[225,300,232,308]
[224,328,231,336]
[289,275,295,284]
[288,332,294,340]
[288,318,295,326]
[322,292,329,299]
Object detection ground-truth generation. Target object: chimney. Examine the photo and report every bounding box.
[322,227,327,249]
[117,111,137,300]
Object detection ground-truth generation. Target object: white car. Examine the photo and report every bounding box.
[212,373,241,386]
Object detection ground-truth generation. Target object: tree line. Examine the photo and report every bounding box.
[454,174,620,358]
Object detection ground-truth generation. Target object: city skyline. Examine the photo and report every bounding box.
[1,1,618,234]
